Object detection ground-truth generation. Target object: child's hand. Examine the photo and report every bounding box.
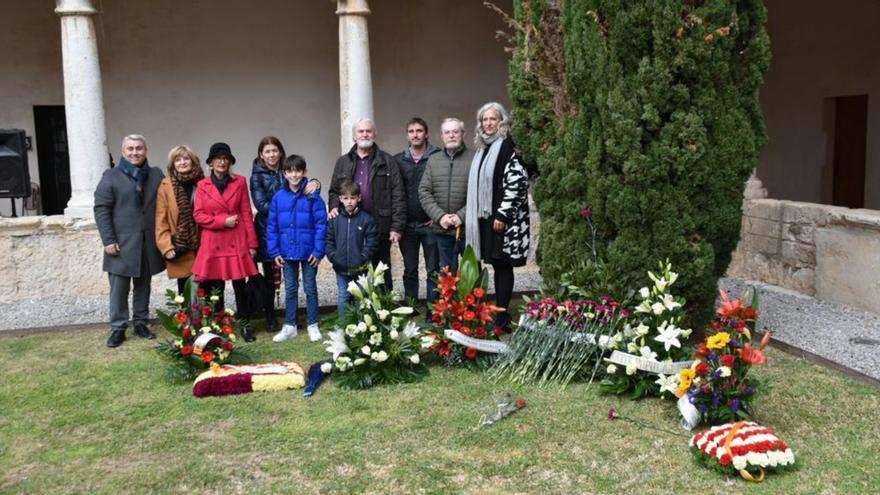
[308,255,320,268]
[274,255,285,267]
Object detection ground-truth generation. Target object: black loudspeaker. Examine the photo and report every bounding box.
[0,129,31,198]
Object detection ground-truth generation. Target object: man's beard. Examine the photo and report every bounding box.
[444,141,461,151]
[356,139,374,149]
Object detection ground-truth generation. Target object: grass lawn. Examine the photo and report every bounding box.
[1,321,878,494]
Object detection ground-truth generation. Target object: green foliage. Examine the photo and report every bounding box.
[510,0,770,326]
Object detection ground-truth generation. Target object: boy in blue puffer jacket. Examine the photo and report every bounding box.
[325,179,378,320]
[267,155,328,343]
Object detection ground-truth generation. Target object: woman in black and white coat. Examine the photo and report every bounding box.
[465,101,530,332]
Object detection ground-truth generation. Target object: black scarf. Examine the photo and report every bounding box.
[211,173,231,194]
[118,158,150,204]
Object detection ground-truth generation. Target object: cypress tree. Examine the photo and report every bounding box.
[508,0,770,324]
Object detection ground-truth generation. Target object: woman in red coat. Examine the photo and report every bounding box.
[193,142,259,342]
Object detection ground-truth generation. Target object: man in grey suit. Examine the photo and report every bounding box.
[94,134,166,347]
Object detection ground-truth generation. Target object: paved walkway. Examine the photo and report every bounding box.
[2,274,877,383]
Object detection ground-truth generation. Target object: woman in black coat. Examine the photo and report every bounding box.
[465,102,531,332]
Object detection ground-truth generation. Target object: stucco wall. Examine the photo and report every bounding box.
[759,0,880,208]
[0,0,512,217]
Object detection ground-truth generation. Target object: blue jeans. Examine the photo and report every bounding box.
[335,272,359,320]
[283,260,318,326]
[436,234,464,276]
[400,223,439,304]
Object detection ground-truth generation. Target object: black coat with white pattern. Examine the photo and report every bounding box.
[478,137,530,267]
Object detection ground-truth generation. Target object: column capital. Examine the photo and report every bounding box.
[55,0,98,17]
[336,0,370,16]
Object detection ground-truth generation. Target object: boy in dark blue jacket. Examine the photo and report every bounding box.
[267,155,327,342]
[325,179,378,320]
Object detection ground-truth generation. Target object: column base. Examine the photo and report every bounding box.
[64,205,95,219]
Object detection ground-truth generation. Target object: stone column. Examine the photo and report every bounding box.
[336,0,374,153]
[56,0,109,218]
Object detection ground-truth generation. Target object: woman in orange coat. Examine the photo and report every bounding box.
[192,142,259,342]
[155,145,204,295]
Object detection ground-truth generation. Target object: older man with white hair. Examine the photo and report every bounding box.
[328,118,405,289]
[94,134,166,348]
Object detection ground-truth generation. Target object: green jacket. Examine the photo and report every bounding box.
[418,145,474,236]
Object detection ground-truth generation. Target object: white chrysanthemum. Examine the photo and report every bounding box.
[320,362,333,374]
[625,364,637,375]
[376,309,390,321]
[732,456,748,471]
[200,326,211,334]
[409,354,420,364]
[627,342,638,353]
[356,321,368,333]
[174,295,185,304]
[360,345,371,355]
[606,364,618,374]
[369,332,382,346]
[174,339,183,347]
[372,350,388,362]
[210,295,220,303]
[389,329,399,340]
[718,366,732,377]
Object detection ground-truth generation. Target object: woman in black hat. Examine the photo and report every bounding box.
[192,142,259,342]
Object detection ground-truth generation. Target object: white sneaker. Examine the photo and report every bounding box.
[273,324,298,343]
[307,323,322,342]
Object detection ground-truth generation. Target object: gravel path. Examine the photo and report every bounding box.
[2,274,877,382]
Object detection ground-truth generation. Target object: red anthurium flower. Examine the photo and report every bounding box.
[720,354,735,367]
[201,351,215,363]
[473,287,485,298]
[176,312,188,324]
[180,345,193,356]
[737,343,767,365]
[464,347,478,360]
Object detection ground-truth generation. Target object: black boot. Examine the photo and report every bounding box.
[265,309,279,333]
[241,319,256,343]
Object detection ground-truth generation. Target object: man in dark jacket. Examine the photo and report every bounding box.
[94,134,166,348]
[394,117,441,310]
[419,118,474,275]
[328,118,406,289]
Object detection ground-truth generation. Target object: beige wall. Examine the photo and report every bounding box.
[759,0,880,209]
[0,0,512,216]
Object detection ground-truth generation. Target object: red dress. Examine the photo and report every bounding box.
[192,174,259,281]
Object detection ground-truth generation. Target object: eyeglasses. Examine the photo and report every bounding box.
[213,156,230,163]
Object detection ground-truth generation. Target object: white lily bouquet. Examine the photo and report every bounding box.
[324,262,431,389]
[600,260,694,398]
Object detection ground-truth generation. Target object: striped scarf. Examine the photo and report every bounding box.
[170,166,204,253]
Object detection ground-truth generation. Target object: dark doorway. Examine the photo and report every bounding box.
[34,106,70,215]
[831,95,868,209]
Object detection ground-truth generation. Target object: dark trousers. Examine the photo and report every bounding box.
[200,278,252,319]
[436,234,464,275]
[490,259,514,329]
[176,277,187,295]
[372,237,393,289]
[108,251,152,331]
[400,223,439,305]
[259,262,278,321]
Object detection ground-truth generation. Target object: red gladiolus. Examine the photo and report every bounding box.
[720,354,735,367]
[460,327,472,336]
[182,328,193,339]
[222,341,234,351]
[695,361,710,376]
[464,294,476,306]
[196,288,205,298]
[201,306,212,316]
[433,299,449,314]
[516,399,526,408]
[475,327,486,337]
[431,314,442,324]
[737,343,767,365]
[463,310,476,322]
[201,351,215,363]
[473,287,485,298]
[464,347,478,360]
[436,340,451,357]
[180,345,193,356]
[451,321,462,330]
[493,327,504,337]
[176,312,188,324]
[222,325,234,335]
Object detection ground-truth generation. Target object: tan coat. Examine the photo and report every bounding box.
[155,177,197,279]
